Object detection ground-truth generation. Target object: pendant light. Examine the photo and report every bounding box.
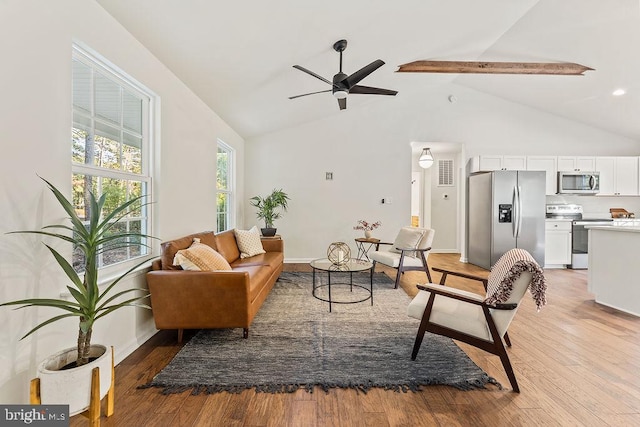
[418,148,434,169]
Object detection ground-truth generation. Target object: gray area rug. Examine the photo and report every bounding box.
[141,271,500,394]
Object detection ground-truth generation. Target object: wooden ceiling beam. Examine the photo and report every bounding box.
[397,61,594,75]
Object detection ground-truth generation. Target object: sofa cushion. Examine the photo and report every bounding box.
[231,251,284,270]
[234,226,266,258]
[161,231,217,270]
[173,238,232,271]
[231,265,273,301]
[215,229,241,263]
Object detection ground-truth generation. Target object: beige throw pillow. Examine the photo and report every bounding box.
[390,227,426,256]
[173,238,232,271]
[234,226,266,258]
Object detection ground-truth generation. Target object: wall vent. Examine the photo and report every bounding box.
[438,159,454,186]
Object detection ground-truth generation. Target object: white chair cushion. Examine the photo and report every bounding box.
[390,227,425,254]
[416,228,435,251]
[369,250,425,268]
[407,285,492,341]
[408,283,520,341]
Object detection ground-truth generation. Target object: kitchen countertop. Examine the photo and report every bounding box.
[588,226,640,233]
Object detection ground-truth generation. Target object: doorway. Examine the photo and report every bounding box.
[410,142,463,253]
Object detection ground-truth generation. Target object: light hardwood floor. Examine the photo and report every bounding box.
[72,254,640,426]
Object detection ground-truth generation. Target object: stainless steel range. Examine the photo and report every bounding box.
[546,204,613,269]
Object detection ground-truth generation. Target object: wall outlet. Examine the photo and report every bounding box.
[325,172,333,180]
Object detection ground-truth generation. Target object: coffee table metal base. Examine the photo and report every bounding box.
[311,264,374,312]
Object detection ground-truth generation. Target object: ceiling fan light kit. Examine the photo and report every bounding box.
[397,60,594,76]
[290,39,397,110]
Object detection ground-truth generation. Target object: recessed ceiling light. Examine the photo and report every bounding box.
[612,88,626,96]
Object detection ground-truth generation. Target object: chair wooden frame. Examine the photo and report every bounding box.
[411,267,520,392]
[372,242,433,289]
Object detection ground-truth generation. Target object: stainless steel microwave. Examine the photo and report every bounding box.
[557,171,600,194]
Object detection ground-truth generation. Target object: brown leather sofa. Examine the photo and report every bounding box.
[146,230,284,342]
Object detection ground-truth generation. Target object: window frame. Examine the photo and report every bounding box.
[72,43,157,276]
[216,139,235,233]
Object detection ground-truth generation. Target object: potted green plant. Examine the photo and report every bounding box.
[250,189,290,237]
[0,177,154,415]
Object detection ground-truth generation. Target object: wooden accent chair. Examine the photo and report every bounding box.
[368,227,435,289]
[407,248,547,392]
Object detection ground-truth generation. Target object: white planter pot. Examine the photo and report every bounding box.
[37,344,112,416]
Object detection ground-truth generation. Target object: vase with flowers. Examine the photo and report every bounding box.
[353,220,381,239]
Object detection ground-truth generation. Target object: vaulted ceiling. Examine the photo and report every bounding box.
[97,0,640,141]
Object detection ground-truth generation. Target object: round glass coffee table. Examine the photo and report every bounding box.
[310,258,374,312]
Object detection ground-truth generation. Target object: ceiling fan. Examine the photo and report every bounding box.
[290,39,398,110]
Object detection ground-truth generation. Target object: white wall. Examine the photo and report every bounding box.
[0,0,244,403]
[245,83,639,261]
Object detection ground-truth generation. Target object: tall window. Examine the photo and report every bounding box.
[72,45,153,272]
[216,141,234,232]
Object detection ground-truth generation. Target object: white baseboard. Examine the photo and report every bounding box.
[113,325,158,366]
[285,258,316,263]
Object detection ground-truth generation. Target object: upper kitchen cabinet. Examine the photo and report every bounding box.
[470,155,527,173]
[557,156,596,172]
[527,156,557,195]
[595,156,639,196]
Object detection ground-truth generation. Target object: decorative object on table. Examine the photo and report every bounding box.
[353,219,381,239]
[327,242,350,265]
[140,272,499,395]
[0,177,155,417]
[250,188,290,237]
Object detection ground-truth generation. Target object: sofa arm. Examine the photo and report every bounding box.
[261,238,284,253]
[146,270,252,329]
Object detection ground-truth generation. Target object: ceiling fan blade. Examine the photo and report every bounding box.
[349,85,398,96]
[396,60,594,75]
[292,65,334,85]
[289,89,332,100]
[343,59,385,88]
[338,97,346,110]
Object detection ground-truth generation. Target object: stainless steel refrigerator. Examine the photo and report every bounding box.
[468,170,545,269]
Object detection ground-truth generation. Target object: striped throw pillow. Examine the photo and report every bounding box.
[173,238,232,271]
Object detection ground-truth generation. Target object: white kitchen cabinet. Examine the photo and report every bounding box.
[557,156,596,172]
[527,156,557,195]
[544,220,572,267]
[616,157,639,195]
[470,155,527,172]
[595,156,639,196]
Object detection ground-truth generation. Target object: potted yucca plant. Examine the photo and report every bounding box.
[250,188,290,237]
[0,177,154,415]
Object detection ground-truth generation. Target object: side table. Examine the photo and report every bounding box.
[354,237,380,261]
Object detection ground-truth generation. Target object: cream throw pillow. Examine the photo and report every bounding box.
[173,238,232,271]
[390,227,426,256]
[234,226,266,258]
